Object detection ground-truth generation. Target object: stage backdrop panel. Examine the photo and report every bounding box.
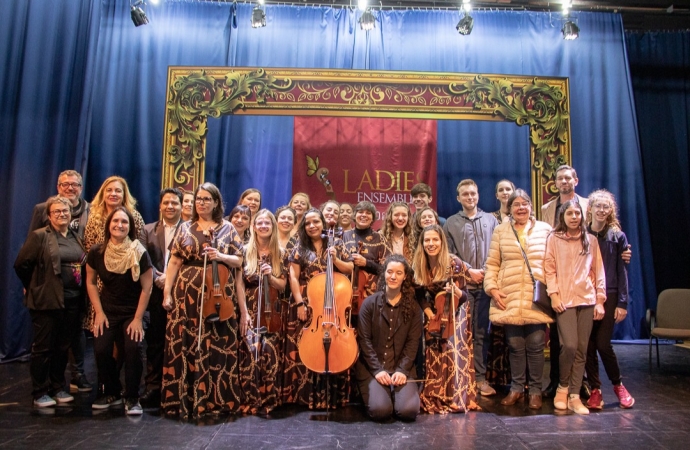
[292,117,437,228]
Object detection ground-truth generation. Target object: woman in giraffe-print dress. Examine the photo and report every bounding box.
[161,183,245,419]
[283,208,353,409]
[412,224,479,414]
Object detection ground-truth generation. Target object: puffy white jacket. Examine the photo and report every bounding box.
[484,218,554,325]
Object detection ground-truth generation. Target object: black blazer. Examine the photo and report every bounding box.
[14,225,85,310]
[355,291,422,380]
[142,219,182,302]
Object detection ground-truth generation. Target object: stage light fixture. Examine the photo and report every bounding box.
[251,5,266,28]
[359,9,375,31]
[358,0,368,12]
[456,13,474,35]
[561,20,579,40]
[462,0,472,13]
[130,1,149,27]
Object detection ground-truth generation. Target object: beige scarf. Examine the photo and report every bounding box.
[104,237,146,281]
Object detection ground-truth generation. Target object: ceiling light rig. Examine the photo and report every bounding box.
[130,1,149,27]
[252,0,266,28]
[359,7,375,31]
[561,0,579,40]
[456,1,473,36]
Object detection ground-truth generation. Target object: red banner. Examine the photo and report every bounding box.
[293,117,437,228]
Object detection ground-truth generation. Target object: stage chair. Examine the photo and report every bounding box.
[647,289,690,371]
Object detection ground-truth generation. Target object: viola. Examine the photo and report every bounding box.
[298,227,358,374]
[201,229,235,323]
[350,241,367,316]
[426,259,466,341]
[256,254,282,335]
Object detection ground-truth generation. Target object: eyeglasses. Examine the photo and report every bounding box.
[58,182,81,189]
[195,196,214,204]
[592,203,612,211]
[511,202,531,209]
[50,209,70,217]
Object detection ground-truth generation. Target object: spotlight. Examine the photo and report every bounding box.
[359,9,375,31]
[130,1,149,27]
[561,20,579,40]
[251,6,266,28]
[456,13,474,35]
[358,0,368,12]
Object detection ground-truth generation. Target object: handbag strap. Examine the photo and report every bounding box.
[510,223,537,286]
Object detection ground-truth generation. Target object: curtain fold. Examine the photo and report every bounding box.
[1,1,654,359]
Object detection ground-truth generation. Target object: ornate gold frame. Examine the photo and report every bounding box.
[162,67,571,209]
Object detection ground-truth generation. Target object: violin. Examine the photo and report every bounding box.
[201,229,235,323]
[350,241,367,316]
[255,254,282,335]
[298,227,358,374]
[426,259,466,341]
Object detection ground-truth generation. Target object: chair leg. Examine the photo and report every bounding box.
[655,336,660,368]
[649,336,653,372]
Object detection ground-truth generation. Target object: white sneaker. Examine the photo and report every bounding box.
[33,395,57,408]
[53,391,74,404]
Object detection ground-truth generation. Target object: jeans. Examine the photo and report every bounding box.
[93,314,143,399]
[585,294,622,389]
[504,324,546,396]
[468,288,491,382]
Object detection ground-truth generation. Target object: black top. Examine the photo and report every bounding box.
[87,244,152,316]
[56,231,86,298]
[587,225,629,308]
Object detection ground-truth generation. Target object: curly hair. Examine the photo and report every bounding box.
[377,254,416,324]
[586,189,621,232]
[380,202,415,257]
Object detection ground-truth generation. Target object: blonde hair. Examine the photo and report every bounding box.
[412,225,452,285]
[244,209,283,278]
[289,192,311,210]
[587,189,621,231]
[90,175,137,220]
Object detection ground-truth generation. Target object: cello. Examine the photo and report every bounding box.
[201,229,235,323]
[255,254,282,335]
[298,228,358,374]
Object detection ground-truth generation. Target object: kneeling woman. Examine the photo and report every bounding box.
[412,225,478,414]
[355,255,422,421]
[86,207,152,414]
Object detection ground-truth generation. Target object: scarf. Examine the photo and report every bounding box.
[104,236,146,281]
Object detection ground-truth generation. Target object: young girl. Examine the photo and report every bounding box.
[584,190,634,410]
[544,200,606,415]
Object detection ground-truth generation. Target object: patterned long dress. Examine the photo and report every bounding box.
[418,255,479,414]
[282,239,352,409]
[161,221,244,419]
[238,256,287,415]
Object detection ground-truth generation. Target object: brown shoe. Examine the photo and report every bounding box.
[500,391,524,406]
[529,394,542,410]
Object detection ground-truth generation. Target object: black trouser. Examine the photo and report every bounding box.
[548,323,560,385]
[468,288,491,383]
[93,314,143,399]
[358,373,420,421]
[144,293,167,392]
[29,297,81,399]
[585,293,622,389]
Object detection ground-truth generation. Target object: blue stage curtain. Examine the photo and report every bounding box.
[1,1,653,359]
[625,31,690,299]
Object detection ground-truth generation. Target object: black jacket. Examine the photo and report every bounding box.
[14,225,85,310]
[355,291,422,380]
